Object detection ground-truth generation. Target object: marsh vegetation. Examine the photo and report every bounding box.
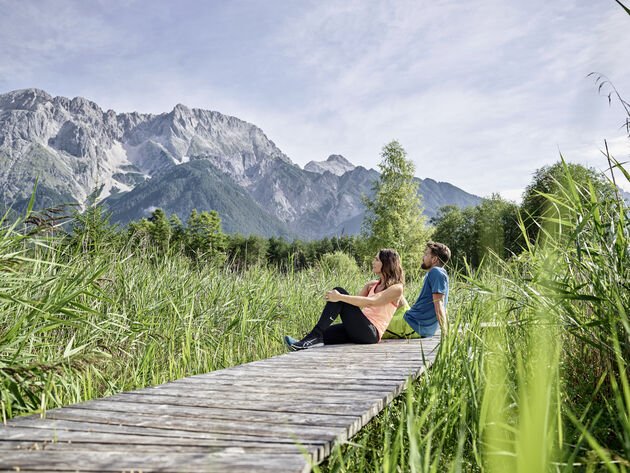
[1,152,629,472]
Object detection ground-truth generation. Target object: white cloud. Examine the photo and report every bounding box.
[1,0,630,199]
[256,0,630,197]
[499,188,525,203]
[562,134,630,192]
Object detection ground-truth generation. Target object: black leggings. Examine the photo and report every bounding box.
[313,287,379,345]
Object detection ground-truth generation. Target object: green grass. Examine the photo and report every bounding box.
[316,158,630,472]
[1,158,629,472]
[0,230,427,419]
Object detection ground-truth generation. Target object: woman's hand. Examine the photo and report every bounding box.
[326,289,342,302]
[333,283,403,308]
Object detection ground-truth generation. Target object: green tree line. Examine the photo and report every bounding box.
[68,202,361,271]
[53,143,619,276]
[431,161,617,269]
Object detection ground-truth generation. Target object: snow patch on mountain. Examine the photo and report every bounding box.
[97,142,135,200]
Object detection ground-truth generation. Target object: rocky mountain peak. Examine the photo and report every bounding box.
[0,88,53,111]
[68,95,102,114]
[0,88,482,239]
[304,154,355,176]
[0,88,302,206]
[172,103,191,115]
[327,154,352,165]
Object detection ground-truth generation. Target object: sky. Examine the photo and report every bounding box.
[1,0,630,200]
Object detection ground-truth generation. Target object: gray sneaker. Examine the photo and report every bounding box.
[284,333,323,351]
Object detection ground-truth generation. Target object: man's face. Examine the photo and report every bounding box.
[421,248,437,270]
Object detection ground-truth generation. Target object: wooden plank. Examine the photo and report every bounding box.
[166,377,401,391]
[188,367,423,378]
[126,384,391,402]
[0,427,316,450]
[247,353,432,362]
[59,397,377,417]
[34,408,343,441]
[0,440,314,456]
[180,365,422,378]
[93,393,364,418]
[173,372,417,385]
[0,441,322,469]
[234,363,425,372]
[125,381,418,413]
[250,349,435,359]
[114,391,378,415]
[0,451,311,473]
[207,355,433,373]
[57,397,384,438]
[62,398,361,427]
[276,343,438,355]
[0,422,328,462]
[242,364,430,373]
[1,421,325,451]
[0,440,305,454]
[3,337,440,472]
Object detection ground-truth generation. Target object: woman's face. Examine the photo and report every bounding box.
[372,253,383,274]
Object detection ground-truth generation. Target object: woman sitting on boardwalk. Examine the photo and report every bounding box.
[284,248,407,350]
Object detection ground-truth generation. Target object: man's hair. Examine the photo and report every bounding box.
[426,241,451,266]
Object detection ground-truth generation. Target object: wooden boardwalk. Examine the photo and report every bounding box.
[0,337,440,473]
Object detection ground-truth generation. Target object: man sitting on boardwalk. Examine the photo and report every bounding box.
[403,241,451,337]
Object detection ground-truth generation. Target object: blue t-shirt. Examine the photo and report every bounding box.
[404,266,449,337]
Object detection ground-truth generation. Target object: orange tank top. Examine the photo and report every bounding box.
[362,282,398,340]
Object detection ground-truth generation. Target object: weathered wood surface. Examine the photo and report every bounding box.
[1,337,440,472]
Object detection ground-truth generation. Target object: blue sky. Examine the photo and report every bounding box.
[2,0,630,199]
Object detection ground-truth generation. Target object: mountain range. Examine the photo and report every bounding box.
[0,88,481,239]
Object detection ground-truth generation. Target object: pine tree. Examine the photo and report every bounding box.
[70,191,117,251]
[148,208,171,253]
[361,140,430,270]
[169,214,185,251]
[185,209,226,259]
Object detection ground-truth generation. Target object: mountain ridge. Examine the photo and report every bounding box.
[0,88,482,239]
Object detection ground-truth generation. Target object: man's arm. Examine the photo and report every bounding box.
[432,293,448,334]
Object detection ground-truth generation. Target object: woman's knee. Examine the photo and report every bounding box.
[334,287,349,295]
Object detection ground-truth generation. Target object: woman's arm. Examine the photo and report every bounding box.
[327,284,403,308]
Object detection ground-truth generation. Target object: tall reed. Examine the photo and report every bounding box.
[320,157,629,472]
[0,221,387,419]
[2,157,628,472]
